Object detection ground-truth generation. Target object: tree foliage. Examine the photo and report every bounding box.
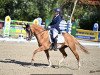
[0,0,59,21]
[0,0,100,30]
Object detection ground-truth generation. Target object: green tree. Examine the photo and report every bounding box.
[0,0,100,31]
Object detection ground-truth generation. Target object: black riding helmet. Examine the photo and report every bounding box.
[54,8,61,12]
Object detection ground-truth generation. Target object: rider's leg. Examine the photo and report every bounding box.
[50,28,58,51]
[50,30,54,47]
[50,30,54,43]
[49,30,54,50]
[52,28,58,51]
[53,36,57,51]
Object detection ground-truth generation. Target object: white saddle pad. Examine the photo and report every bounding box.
[48,31,65,43]
[57,34,65,43]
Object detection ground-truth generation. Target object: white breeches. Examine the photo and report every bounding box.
[51,28,58,38]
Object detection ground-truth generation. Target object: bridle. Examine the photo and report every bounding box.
[25,26,33,41]
[34,29,46,36]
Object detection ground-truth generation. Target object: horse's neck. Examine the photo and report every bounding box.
[33,25,45,34]
[32,25,45,41]
[33,25,47,45]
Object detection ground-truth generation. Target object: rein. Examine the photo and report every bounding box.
[35,30,47,36]
[31,28,46,36]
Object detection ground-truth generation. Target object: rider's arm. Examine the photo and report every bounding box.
[49,16,62,27]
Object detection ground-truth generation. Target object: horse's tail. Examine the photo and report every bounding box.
[74,38,89,54]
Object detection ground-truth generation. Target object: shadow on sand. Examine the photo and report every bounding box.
[0,59,48,67]
[0,59,77,70]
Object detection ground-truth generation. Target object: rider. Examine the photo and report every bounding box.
[49,8,62,51]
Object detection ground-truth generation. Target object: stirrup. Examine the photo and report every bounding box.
[49,44,53,50]
[49,43,57,51]
[53,43,57,51]
[53,46,57,51]
[53,48,57,51]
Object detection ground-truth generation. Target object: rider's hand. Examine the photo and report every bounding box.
[45,26,51,30]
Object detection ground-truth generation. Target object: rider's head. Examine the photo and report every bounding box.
[54,8,61,15]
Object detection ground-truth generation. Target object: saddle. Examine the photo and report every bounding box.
[49,31,65,51]
[49,31,65,44]
[56,34,65,43]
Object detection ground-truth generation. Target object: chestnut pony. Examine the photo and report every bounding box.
[24,24,89,68]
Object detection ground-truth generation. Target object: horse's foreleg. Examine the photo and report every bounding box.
[59,46,67,67]
[44,50,52,67]
[31,46,45,65]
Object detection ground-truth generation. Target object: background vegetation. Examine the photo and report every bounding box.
[0,0,100,30]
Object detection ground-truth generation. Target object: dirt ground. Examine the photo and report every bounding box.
[0,41,100,75]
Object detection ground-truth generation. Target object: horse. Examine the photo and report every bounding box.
[24,23,89,68]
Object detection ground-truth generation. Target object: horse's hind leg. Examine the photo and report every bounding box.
[44,50,52,67]
[69,44,81,69]
[59,46,67,67]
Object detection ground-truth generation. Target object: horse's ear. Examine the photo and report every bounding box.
[26,23,30,28]
[22,23,30,29]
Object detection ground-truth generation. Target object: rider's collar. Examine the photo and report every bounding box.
[54,14,59,18]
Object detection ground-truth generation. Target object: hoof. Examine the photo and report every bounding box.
[31,63,34,66]
[78,62,81,67]
[54,66,59,69]
[78,62,81,70]
[47,65,52,68]
[52,65,59,69]
[31,60,34,66]
[77,61,81,69]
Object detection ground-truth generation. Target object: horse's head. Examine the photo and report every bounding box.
[24,23,33,41]
[24,23,46,41]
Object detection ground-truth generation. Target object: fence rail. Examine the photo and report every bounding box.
[76,29,100,41]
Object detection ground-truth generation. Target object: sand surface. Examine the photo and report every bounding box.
[0,41,100,75]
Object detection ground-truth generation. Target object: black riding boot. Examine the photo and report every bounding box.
[50,37,57,51]
[50,30,57,51]
[53,38,57,51]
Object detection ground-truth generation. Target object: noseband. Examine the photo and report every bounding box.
[26,25,46,40]
[26,27,33,40]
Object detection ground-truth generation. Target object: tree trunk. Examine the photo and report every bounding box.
[70,0,78,22]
